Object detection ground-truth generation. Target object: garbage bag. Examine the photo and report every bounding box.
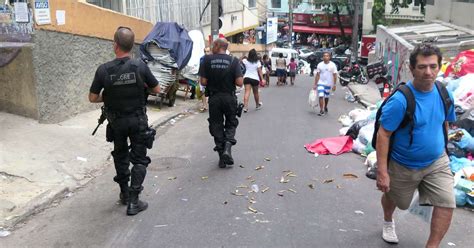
[363,142,375,156]
[449,156,474,173]
[339,127,350,136]
[452,117,474,137]
[365,151,377,168]
[408,191,433,223]
[453,129,474,151]
[446,77,462,92]
[467,195,474,207]
[308,89,318,108]
[455,188,467,207]
[352,137,366,155]
[346,120,369,140]
[359,122,375,145]
[444,50,474,77]
[348,108,371,122]
[304,136,353,155]
[447,142,466,158]
[338,115,353,127]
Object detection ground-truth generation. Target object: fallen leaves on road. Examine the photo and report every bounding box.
[167,176,177,180]
[239,165,245,168]
[248,206,258,213]
[261,187,270,193]
[343,173,359,179]
[201,176,209,180]
[288,188,297,194]
[280,176,290,183]
[323,178,335,184]
[231,190,245,196]
[277,190,286,197]
[308,184,315,189]
[264,157,271,161]
[255,165,264,171]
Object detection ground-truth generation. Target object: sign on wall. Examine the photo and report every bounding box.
[266,17,278,44]
[34,0,51,25]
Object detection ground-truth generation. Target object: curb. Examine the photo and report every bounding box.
[0,102,200,231]
[346,84,375,108]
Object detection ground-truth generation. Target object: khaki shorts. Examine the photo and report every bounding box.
[386,154,455,210]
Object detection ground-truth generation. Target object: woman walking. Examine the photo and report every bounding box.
[275,53,286,86]
[262,54,271,86]
[287,57,297,85]
[242,49,265,112]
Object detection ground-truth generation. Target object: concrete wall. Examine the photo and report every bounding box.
[0,45,38,119]
[32,30,115,123]
[425,1,474,29]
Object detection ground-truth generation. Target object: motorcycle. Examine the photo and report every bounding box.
[367,60,392,97]
[338,61,368,86]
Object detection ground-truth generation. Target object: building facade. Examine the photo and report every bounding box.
[425,0,474,29]
[362,0,425,35]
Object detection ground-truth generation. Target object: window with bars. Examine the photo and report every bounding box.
[87,0,122,12]
[271,0,281,9]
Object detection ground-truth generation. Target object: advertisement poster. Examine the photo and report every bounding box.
[266,17,278,44]
[34,0,51,25]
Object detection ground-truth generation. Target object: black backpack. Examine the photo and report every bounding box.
[371,81,453,151]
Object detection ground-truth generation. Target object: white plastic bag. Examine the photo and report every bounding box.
[352,138,366,155]
[348,108,371,122]
[408,191,433,223]
[308,89,318,108]
[358,122,375,145]
[339,127,350,136]
[364,151,377,168]
[338,115,353,127]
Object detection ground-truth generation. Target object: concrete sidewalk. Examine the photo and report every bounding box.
[346,80,382,107]
[0,98,200,230]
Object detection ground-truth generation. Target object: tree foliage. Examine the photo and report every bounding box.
[372,0,386,32]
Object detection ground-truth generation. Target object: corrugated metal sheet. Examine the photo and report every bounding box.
[125,0,211,29]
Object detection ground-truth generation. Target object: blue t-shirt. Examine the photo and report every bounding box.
[380,82,456,169]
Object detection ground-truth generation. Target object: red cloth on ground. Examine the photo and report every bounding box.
[305,136,353,155]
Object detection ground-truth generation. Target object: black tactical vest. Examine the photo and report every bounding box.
[103,58,145,113]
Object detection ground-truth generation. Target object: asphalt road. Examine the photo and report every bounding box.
[2,75,472,248]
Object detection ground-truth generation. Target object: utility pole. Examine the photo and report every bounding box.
[211,0,220,43]
[351,0,360,62]
[288,0,294,48]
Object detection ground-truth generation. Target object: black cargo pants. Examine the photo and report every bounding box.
[208,92,239,153]
[109,113,151,193]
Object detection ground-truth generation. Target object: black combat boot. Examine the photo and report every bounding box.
[218,151,226,168]
[119,183,130,205]
[221,142,234,165]
[127,190,148,216]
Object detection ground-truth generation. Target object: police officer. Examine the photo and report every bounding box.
[89,27,160,215]
[199,38,243,168]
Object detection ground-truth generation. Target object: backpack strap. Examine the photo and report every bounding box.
[434,80,453,150]
[397,84,416,146]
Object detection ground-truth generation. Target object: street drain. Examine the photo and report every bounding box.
[148,157,190,171]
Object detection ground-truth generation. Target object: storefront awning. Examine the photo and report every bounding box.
[284,25,352,35]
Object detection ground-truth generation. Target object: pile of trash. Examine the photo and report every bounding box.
[337,106,379,179]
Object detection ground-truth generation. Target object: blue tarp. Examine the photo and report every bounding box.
[140,22,193,70]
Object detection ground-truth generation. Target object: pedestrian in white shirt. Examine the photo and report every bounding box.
[313,52,337,116]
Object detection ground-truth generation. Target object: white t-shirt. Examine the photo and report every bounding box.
[316,61,338,86]
[243,59,261,81]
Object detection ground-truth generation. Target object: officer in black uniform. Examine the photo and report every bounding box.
[199,38,243,168]
[89,27,160,215]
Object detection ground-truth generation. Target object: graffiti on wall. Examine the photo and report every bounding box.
[375,28,413,87]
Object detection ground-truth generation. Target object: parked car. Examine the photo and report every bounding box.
[298,48,314,59]
[302,49,349,71]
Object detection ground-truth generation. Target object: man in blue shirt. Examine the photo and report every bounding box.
[376,44,456,247]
